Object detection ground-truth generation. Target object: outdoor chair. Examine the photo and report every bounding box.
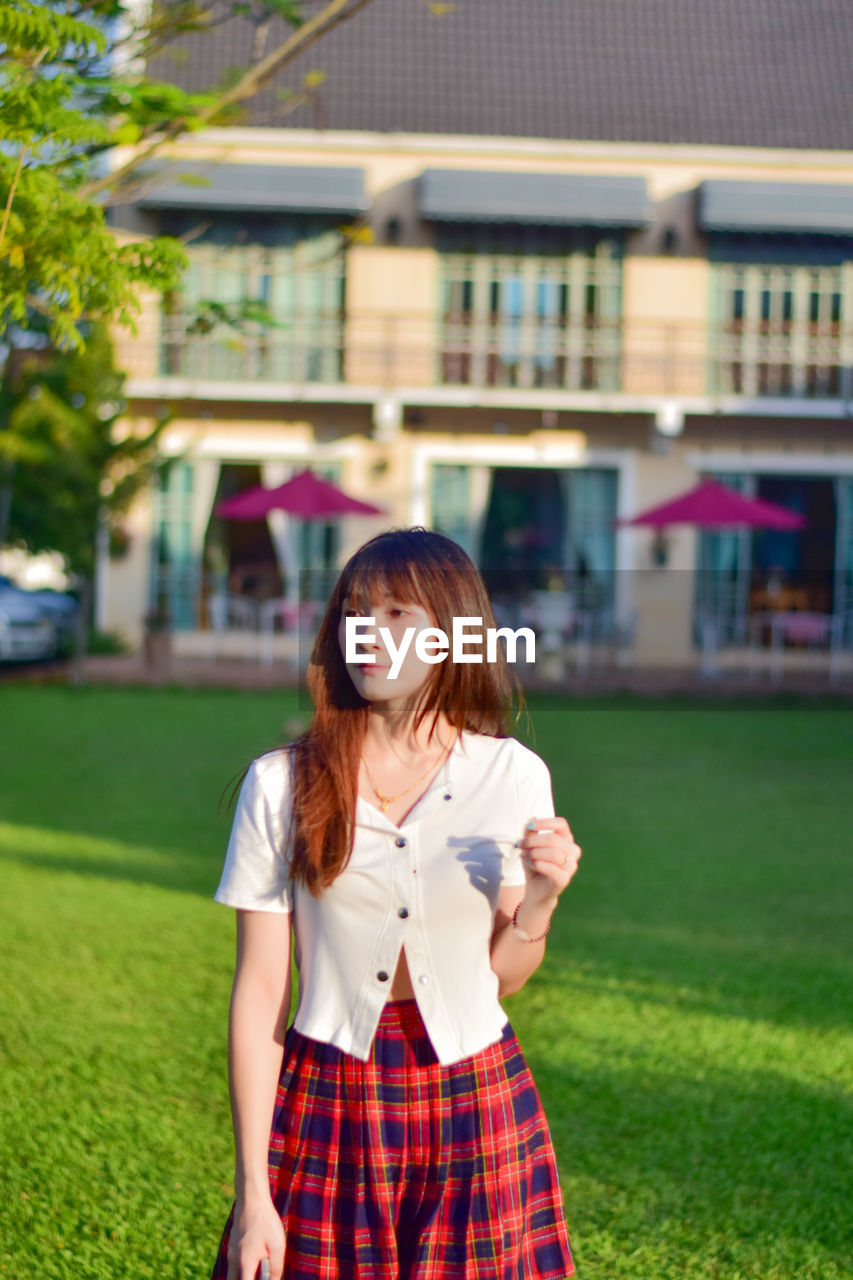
[207,592,260,660]
[258,598,323,667]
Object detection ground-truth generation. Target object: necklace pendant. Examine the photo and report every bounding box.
[379,797,390,812]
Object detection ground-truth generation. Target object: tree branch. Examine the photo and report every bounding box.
[80,0,378,202]
[0,146,28,254]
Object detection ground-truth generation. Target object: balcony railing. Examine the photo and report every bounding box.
[437,314,623,392]
[157,314,345,384]
[118,312,853,402]
[706,320,852,398]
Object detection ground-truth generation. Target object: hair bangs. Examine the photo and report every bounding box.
[339,538,433,615]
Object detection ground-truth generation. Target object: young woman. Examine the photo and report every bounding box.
[210,527,581,1280]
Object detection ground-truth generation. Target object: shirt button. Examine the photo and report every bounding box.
[395,836,407,848]
[443,793,452,801]
[377,971,389,982]
[398,907,410,919]
[418,974,430,985]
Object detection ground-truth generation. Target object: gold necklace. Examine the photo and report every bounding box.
[362,733,456,813]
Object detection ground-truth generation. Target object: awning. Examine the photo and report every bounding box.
[699,180,853,235]
[419,168,650,227]
[138,162,368,216]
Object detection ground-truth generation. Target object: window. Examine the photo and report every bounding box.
[709,237,853,398]
[430,464,476,558]
[159,214,346,383]
[437,228,623,391]
[694,472,753,645]
[150,461,197,630]
[835,477,853,625]
[430,462,618,612]
[563,467,618,608]
[298,462,342,600]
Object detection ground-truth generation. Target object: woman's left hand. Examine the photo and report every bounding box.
[520,816,581,905]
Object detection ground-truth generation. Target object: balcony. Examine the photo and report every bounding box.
[156,313,345,385]
[437,314,622,392]
[120,312,853,413]
[707,320,853,399]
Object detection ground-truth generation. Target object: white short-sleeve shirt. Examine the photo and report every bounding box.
[215,729,556,1065]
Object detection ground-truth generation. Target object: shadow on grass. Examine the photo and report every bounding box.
[530,1047,852,1275]
[0,823,218,899]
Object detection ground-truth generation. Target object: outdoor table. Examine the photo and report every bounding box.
[749,586,810,613]
[749,610,843,681]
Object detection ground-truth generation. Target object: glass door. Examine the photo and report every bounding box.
[694,472,753,644]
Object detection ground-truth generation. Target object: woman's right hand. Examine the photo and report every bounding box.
[226,1196,286,1280]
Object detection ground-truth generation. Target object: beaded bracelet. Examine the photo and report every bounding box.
[511,900,551,943]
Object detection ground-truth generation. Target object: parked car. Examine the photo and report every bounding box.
[0,579,79,662]
[22,587,80,652]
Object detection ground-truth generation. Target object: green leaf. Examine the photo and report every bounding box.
[259,0,305,27]
[109,122,143,146]
[0,1,105,60]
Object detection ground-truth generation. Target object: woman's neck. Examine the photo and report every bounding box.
[363,706,455,763]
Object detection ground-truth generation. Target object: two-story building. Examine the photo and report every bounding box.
[105,0,853,671]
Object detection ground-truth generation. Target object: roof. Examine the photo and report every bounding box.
[149,0,853,151]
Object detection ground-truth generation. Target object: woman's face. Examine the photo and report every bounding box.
[338,590,439,707]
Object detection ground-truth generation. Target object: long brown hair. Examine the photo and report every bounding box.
[288,527,521,895]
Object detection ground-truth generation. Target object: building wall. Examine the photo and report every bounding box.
[118,131,853,400]
[100,481,155,645]
[346,247,438,387]
[622,258,710,396]
[103,129,853,666]
[627,447,701,665]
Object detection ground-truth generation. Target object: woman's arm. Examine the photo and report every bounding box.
[490,816,581,998]
[226,909,292,1280]
[490,885,551,998]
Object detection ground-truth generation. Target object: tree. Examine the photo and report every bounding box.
[0,0,380,349]
[0,325,169,678]
[0,0,385,676]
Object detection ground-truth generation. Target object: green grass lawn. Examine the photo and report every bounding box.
[1,685,851,1279]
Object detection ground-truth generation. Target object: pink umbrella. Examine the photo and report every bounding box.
[616,480,806,530]
[215,469,385,608]
[216,469,384,521]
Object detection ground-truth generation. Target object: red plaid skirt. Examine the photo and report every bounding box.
[210,999,573,1279]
